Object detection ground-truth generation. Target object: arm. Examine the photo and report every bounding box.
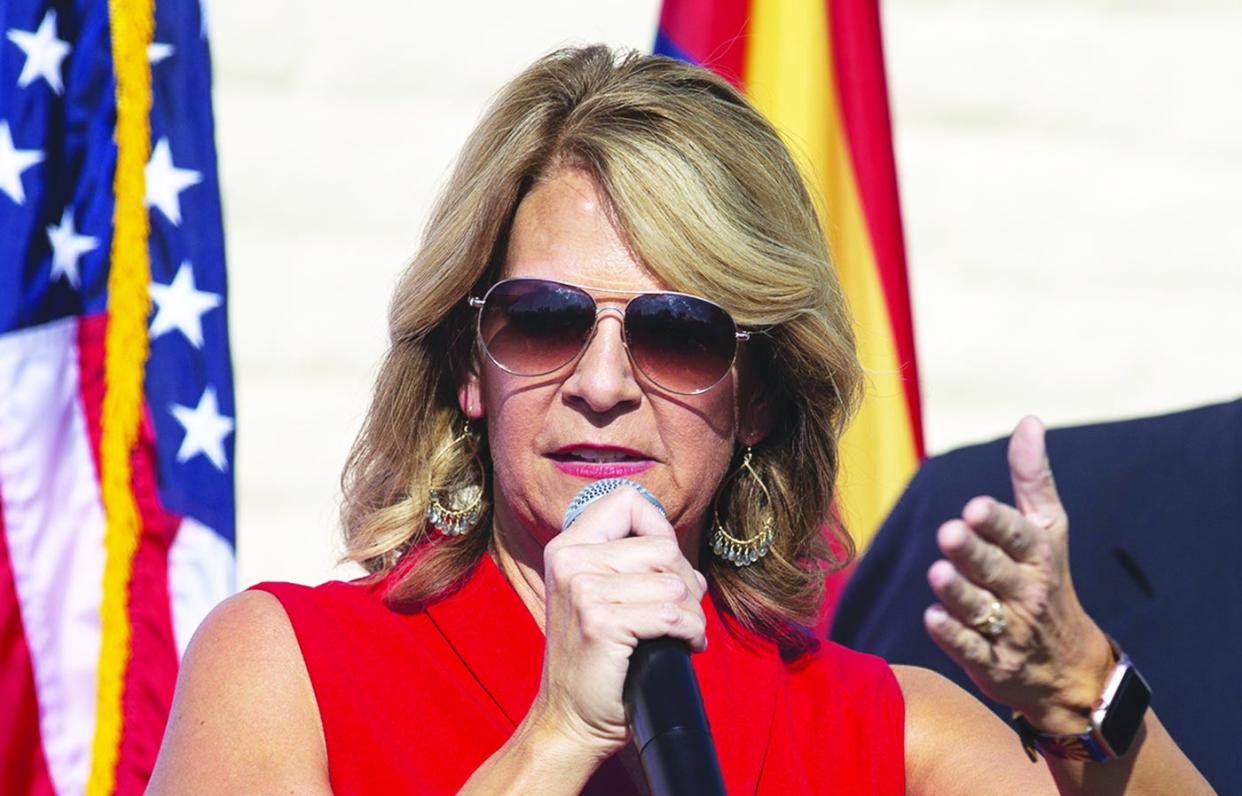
[147,591,331,794]
[898,664,1213,795]
[917,417,1214,795]
[896,665,1056,794]
[456,703,604,795]
[150,589,595,796]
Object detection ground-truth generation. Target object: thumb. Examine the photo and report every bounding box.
[1008,416,1065,528]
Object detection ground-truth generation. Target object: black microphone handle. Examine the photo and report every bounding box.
[560,479,726,795]
[623,637,727,796]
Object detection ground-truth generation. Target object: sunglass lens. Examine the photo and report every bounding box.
[479,279,595,375]
[626,294,737,393]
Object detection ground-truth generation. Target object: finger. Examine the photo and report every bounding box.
[924,604,995,670]
[567,571,699,607]
[960,497,1043,564]
[1007,416,1066,529]
[556,486,674,546]
[936,519,1024,595]
[579,601,708,652]
[928,560,1003,629]
[551,536,705,594]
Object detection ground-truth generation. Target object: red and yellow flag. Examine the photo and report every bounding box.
[656,0,924,549]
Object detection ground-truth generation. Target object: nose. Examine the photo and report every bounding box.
[561,308,642,415]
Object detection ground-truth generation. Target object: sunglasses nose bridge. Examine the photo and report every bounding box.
[594,305,625,321]
[579,304,628,355]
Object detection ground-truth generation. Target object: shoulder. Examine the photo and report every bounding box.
[148,589,331,794]
[784,640,905,740]
[892,665,1056,795]
[786,638,899,696]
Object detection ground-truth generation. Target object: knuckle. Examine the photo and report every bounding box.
[940,572,964,601]
[567,571,599,602]
[542,542,561,572]
[962,642,989,665]
[1005,519,1028,548]
[649,538,681,566]
[977,563,1002,589]
[545,540,570,568]
[977,550,1006,586]
[963,535,986,563]
[662,574,690,601]
[1024,587,1051,621]
[579,605,610,640]
[994,656,1022,682]
[609,486,643,511]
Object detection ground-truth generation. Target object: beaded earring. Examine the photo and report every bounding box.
[425,420,484,537]
[710,447,775,567]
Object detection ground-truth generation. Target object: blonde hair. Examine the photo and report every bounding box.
[340,45,862,647]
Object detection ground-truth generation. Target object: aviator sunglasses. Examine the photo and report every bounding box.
[469,277,751,395]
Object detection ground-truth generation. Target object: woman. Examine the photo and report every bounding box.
[150,46,1211,793]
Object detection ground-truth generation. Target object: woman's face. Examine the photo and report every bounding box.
[459,168,766,560]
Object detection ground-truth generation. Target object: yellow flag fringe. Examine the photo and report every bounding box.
[88,0,155,791]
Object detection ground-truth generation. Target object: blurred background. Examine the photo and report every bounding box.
[212,0,1242,588]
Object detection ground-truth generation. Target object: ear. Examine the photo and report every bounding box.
[457,350,487,420]
[737,384,774,447]
[735,350,775,447]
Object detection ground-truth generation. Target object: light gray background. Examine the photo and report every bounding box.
[211,1,1242,588]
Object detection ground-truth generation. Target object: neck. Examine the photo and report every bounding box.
[490,521,552,632]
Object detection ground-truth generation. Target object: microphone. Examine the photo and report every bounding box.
[562,479,727,796]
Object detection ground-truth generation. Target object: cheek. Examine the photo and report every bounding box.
[658,389,737,502]
[478,370,561,516]
[480,377,534,475]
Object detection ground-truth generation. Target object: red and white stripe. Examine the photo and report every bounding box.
[0,316,234,794]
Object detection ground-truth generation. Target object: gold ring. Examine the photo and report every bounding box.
[971,599,1006,639]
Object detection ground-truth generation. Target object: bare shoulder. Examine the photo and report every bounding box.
[148,590,330,794]
[892,665,1056,796]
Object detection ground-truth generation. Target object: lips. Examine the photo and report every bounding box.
[548,444,654,479]
[549,444,649,462]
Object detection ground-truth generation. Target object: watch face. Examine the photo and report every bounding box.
[1099,666,1152,757]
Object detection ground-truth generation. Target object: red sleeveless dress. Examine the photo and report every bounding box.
[252,555,904,794]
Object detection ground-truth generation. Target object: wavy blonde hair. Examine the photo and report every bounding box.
[340,45,862,647]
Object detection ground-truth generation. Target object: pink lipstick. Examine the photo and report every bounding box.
[549,444,654,479]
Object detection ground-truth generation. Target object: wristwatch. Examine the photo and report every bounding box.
[1013,638,1152,763]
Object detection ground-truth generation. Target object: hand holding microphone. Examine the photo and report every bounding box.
[525,480,716,790]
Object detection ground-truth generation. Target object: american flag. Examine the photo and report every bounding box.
[0,0,234,792]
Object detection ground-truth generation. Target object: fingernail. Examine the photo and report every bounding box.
[695,570,708,592]
[925,605,948,627]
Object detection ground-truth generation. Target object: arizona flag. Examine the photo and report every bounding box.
[656,0,924,550]
[0,0,234,793]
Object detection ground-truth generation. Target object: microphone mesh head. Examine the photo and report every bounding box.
[561,478,666,532]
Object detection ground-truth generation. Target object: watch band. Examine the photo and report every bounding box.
[1012,638,1145,763]
[1014,712,1110,762]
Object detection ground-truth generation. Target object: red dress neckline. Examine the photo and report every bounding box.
[418,552,782,793]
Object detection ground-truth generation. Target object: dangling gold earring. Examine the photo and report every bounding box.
[710,447,775,567]
[426,420,484,537]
